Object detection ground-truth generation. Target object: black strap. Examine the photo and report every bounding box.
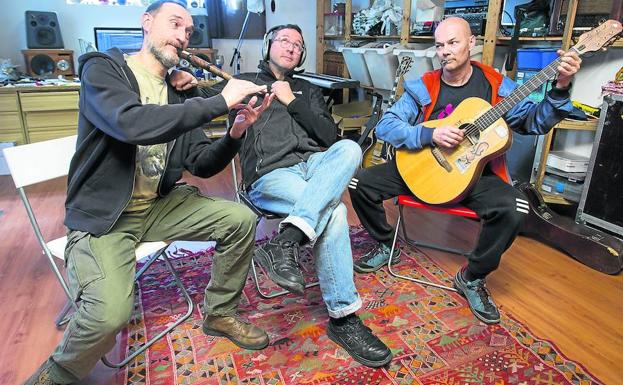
[357,93,384,146]
[505,7,526,72]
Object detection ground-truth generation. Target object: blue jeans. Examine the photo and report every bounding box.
[248,139,363,318]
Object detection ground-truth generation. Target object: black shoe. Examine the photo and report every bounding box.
[327,315,393,368]
[253,238,305,295]
[453,268,500,324]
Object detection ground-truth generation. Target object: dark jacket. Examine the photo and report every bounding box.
[65,48,239,236]
[211,61,337,188]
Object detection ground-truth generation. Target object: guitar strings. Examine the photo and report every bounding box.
[456,56,564,142]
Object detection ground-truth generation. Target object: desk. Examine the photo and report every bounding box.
[0,85,80,144]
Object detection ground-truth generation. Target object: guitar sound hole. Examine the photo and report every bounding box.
[461,123,480,145]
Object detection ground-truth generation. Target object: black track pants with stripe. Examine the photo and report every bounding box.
[348,158,529,278]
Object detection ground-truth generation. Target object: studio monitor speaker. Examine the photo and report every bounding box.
[22,49,75,78]
[189,15,211,48]
[25,11,64,49]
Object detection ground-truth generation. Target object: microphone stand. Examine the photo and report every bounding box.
[230,10,253,75]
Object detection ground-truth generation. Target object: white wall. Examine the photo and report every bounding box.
[0,0,318,76]
[569,49,623,107]
[0,0,145,70]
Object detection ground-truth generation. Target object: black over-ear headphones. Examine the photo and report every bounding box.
[261,24,306,67]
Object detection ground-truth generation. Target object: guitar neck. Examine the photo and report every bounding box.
[475,50,572,129]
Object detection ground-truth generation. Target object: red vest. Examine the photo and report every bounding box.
[420,61,511,183]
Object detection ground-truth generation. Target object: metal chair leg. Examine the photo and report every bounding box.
[101,248,195,368]
[19,189,80,326]
[387,207,457,292]
[251,260,320,299]
[54,301,74,328]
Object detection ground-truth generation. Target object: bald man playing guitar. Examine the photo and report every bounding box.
[348,17,582,324]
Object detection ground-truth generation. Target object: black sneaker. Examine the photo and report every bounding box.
[354,242,401,273]
[453,268,500,324]
[327,315,393,368]
[253,238,305,295]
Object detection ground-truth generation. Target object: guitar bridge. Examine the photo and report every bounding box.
[431,147,452,172]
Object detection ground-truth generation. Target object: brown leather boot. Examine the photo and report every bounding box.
[202,315,269,350]
[23,361,61,385]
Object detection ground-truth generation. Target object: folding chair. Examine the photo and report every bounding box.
[387,195,481,292]
[230,157,319,299]
[3,135,194,368]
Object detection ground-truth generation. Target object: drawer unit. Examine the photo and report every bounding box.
[24,110,78,131]
[0,94,19,112]
[19,91,79,112]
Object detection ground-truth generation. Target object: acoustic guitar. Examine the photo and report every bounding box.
[395,20,623,205]
[361,55,413,168]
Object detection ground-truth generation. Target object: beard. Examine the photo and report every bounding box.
[148,40,179,69]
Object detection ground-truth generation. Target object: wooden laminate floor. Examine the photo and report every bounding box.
[0,166,621,385]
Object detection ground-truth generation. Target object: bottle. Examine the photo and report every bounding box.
[216,55,224,70]
[214,55,225,79]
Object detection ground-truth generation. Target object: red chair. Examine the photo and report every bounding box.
[387,195,480,292]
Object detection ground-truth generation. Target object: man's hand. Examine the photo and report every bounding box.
[170,69,198,91]
[554,50,582,89]
[271,81,296,106]
[221,79,267,109]
[432,125,464,148]
[229,93,275,139]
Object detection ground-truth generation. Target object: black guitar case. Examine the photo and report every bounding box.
[517,182,623,274]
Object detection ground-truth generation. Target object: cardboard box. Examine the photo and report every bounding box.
[332,101,372,132]
[546,151,589,173]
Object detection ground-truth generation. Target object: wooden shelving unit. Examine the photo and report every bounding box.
[315,0,620,72]
[534,118,599,204]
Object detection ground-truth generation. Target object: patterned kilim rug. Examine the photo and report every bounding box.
[117,226,602,385]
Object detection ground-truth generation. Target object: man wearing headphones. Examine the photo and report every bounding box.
[211,24,392,368]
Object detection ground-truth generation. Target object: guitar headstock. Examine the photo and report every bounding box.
[574,20,622,55]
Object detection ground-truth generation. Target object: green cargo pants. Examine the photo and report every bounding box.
[48,185,256,383]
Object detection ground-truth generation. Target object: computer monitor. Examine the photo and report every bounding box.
[94,27,143,53]
[500,0,534,26]
[443,0,488,9]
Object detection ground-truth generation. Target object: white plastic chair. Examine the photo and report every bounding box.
[2,135,194,368]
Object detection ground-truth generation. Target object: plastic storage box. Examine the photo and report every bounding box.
[541,173,584,202]
[517,48,558,70]
[393,44,436,82]
[338,44,374,87]
[546,151,589,173]
[431,44,483,69]
[361,43,400,90]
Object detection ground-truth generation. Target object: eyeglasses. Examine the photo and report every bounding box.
[274,37,304,53]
